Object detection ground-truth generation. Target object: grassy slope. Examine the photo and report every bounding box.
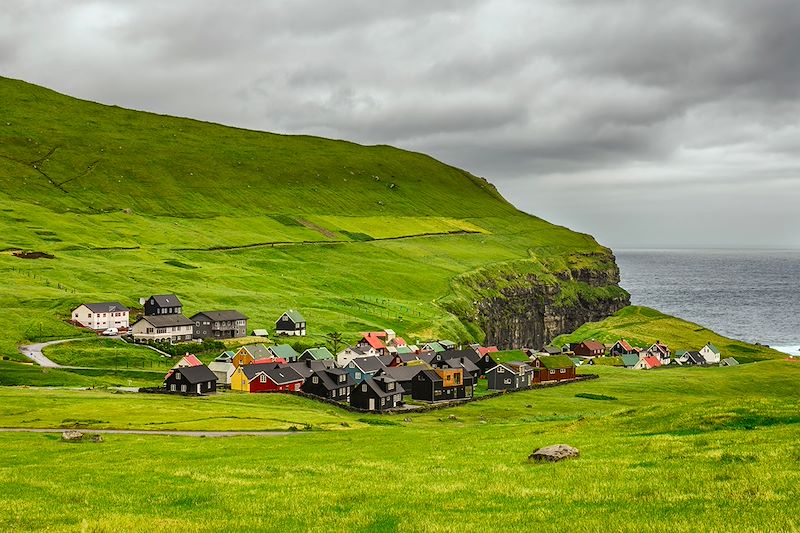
[0,77,620,361]
[0,360,798,531]
[554,306,785,362]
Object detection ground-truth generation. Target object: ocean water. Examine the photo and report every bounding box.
[615,249,800,356]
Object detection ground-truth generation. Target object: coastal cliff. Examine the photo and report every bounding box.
[443,251,630,349]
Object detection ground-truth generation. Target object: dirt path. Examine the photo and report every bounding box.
[17,338,85,368]
[0,428,296,438]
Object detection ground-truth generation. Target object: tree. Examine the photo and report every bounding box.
[325,331,344,354]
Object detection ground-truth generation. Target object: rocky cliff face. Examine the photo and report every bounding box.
[450,253,630,350]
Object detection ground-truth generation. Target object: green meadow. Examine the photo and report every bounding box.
[0,76,622,362]
[0,360,798,532]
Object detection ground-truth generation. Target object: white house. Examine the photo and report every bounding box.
[699,342,721,364]
[208,359,236,385]
[337,345,378,366]
[71,302,130,331]
[131,314,194,343]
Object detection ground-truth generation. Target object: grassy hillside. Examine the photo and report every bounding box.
[0,77,625,359]
[554,306,785,362]
[0,360,798,531]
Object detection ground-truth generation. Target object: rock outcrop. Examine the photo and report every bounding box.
[529,444,580,462]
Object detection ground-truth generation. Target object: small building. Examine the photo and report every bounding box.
[208,355,236,386]
[163,365,217,395]
[345,356,387,382]
[530,355,576,382]
[275,309,306,336]
[647,341,671,362]
[252,329,269,338]
[349,376,404,411]
[720,357,740,367]
[699,342,721,364]
[486,361,534,391]
[439,340,456,351]
[286,359,336,379]
[357,333,388,357]
[143,294,183,316]
[268,344,300,362]
[299,347,335,362]
[230,364,304,393]
[173,354,202,368]
[609,339,636,357]
[130,314,194,344]
[633,356,662,370]
[190,310,248,340]
[374,365,428,393]
[421,342,446,354]
[232,344,272,367]
[411,367,474,402]
[620,354,641,368]
[301,368,355,401]
[337,345,376,366]
[677,351,706,365]
[71,302,130,331]
[572,340,606,357]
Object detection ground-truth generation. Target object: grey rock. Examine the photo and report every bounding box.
[529,444,580,462]
[61,430,83,441]
[90,434,104,443]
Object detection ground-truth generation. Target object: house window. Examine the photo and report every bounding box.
[355,372,362,380]
[260,375,267,383]
[497,367,504,373]
[180,385,186,392]
[362,384,367,392]
[312,376,319,384]
[560,368,566,374]
[176,373,181,380]
[549,369,555,375]
[170,384,176,391]
[504,378,511,385]
[339,375,345,383]
[388,382,394,390]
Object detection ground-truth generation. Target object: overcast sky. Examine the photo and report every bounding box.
[2,0,799,249]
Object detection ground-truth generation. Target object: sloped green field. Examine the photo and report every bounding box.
[0,77,620,360]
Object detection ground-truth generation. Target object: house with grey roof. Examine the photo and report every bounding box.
[131,314,194,343]
[190,310,248,340]
[71,302,130,331]
[276,309,306,336]
[143,294,183,316]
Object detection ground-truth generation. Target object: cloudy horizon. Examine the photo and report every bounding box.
[2,0,799,249]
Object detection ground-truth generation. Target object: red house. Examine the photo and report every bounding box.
[232,364,304,393]
[572,340,606,357]
[357,333,387,356]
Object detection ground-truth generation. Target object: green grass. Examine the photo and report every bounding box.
[0,360,161,388]
[0,76,622,362]
[554,306,785,362]
[0,360,798,531]
[42,338,173,369]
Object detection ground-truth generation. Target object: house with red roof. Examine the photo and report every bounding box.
[357,333,387,356]
[634,356,662,370]
[609,339,637,357]
[572,340,606,357]
[478,346,499,357]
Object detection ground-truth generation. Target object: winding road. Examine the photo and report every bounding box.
[17,336,171,369]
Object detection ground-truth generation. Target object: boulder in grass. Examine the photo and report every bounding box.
[61,430,84,442]
[529,444,580,462]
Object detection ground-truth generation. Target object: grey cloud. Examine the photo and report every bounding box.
[1,0,799,248]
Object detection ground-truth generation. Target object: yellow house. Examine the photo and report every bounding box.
[232,344,271,367]
[230,366,252,392]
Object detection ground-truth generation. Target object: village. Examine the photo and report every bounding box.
[64,294,740,412]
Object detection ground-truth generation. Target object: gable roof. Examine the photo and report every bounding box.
[423,342,446,353]
[136,314,194,328]
[641,356,661,368]
[286,359,335,378]
[171,365,217,384]
[537,355,576,369]
[478,346,499,356]
[241,364,304,385]
[238,344,271,358]
[80,302,130,313]
[308,368,355,390]
[441,349,481,363]
[191,310,248,322]
[356,376,404,398]
[687,351,706,364]
[301,347,335,360]
[253,357,287,365]
[704,342,721,354]
[252,329,269,337]
[615,339,633,351]
[268,344,299,359]
[148,294,182,307]
[215,351,235,362]
[620,354,640,367]
[360,334,386,350]
[175,354,202,367]
[279,309,306,323]
[721,357,740,366]
[395,346,413,355]
[375,365,426,382]
[349,356,387,373]
[444,357,481,375]
[580,340,605,351]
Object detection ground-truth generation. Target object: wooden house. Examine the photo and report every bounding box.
[356,333,388,357]
[143,294,183,316]
[130,314,194,344]
[699,342,721,364]
[572,340,606,357]
[720,357,740,367]
[609,339,636,357]
[208,355,236,386]
[421,342,446,354]
[486,361,534,391]
[301,368,355,401]
[374,365,428,393]
[275,309,306,336]
[677,351,706,365]
[442,356,481,382]
[190,310,248,340]
[345,356,387,382]
[232,344,271,367]
[411,367,474,402]
[299,347,335,362]
[163,365,217,395]
[647,341,671,362]
[71,302,130,331]
[230,364,304,393]
[530,355,576,383]
[286,359,336,379]
[349,376,404,411]
[268,344,299,362]
[252,329,269,338]
[633,356,662,370]
[337,345,376,366]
